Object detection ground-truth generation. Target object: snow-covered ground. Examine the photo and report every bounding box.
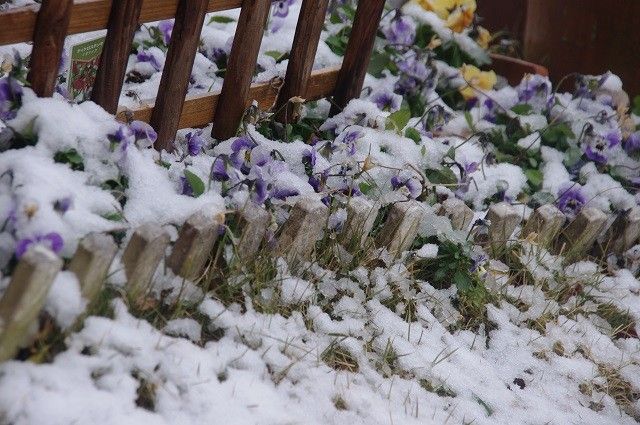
[1,1,640,424]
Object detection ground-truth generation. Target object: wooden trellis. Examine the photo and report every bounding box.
[0,0,386,151]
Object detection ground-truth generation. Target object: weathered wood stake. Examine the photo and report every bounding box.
[376,200,424,257]
[0,246,62,362]
[520,204,566,247]
[167,212,223,281]
[234,203,271,259]
[68,233,118,304]
[603,207,640,255]
[438,198,474,231]
[276,198,329,263]
[122,224,170,300]
[340,197,380,246]
[486,202,521,254]
[556,207,607,262]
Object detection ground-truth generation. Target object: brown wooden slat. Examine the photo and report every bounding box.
[329,0,385,115]
[27,0,73,97]
[488,53,549,86]
[211,0,271,140]
[117,66,340,129]
[0,0,243,46]
[91,0,144,114]
[274,0,330,123]
[151,0,209,152]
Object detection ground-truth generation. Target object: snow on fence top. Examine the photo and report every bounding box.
[0,0,386,150]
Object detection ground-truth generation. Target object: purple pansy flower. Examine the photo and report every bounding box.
[15,232,64,258]
[383,15,416,46]
[230,136,258,173]
[108,125,135,151]
[624,132,640,155]
[211,155,230,182]
[53,197,73,214]
[186,130,204,156]
[0,76,23,121]
[557,183,586,219]
[391,173,422,199]
[180,176,194,197]
[158,20,174,45]
[130,120,157,145]
[394,54,436,96]
[370,90,402,112]
[273,0,295,18]
[517,74,553,112]
[136,50,162,72]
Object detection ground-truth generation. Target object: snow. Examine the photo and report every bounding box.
[1,0,640,423]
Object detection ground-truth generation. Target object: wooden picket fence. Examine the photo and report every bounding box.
[0,0,387,151]
[1,195,639,362]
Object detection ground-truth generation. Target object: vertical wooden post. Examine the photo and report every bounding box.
[485,202,521,254]
[520,204,565,247]
[437,198,474,231]
[603,207,640,255]
[151,0,208,152]
[122,224,170,301]
[556,207,607,262]
[329,0,385,115]
[211,0,271,140]
[68,233,118,304]
[27,0,73,97]
[340,197,379,247]
[91,0,144,114]
[376,200,425,257]
[274,0,331,123]
[276,198,329,263]
[0,246,62,362]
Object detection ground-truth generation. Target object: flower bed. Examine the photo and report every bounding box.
[1,1,640,423]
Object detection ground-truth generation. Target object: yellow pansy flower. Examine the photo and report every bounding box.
[459,64,497,100]
[414,0,476,32]
[475,26,492,49]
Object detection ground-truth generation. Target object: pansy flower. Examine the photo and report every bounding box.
[391,173,422,199]
[459,64,497,100]
[186,130,204,156]
[415,0,476,33]
[158,20,174,45]
[383,15,416,46]
[370,89,402,112]
[394,54,436,95]
[556,183,586,219]
[15,232,64,258]
[0,76,23,121]
[130,120,158,146]
[136,49,162,72]
[271,0,295,32]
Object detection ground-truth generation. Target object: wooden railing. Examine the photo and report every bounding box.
[0,0,386,151]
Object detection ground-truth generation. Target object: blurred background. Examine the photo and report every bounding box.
[478,0,640,97]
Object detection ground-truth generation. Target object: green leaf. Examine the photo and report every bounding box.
[102,211,124,222]
[404,127,422,144]
[264,50,284,61]
[524,169,543,189]
[464,111,476,133]
[511,103,533,115]
[386,108,411,131]
[541,122,575,150]
[359,181,375,196]
[563,146,583,168]
[209,15,236,24]
[184,169,205,198]
[367,51,392,78]
[453,270,472,291]
[632,95,640,116]
[54,148,84,171]
[425,167,457,185]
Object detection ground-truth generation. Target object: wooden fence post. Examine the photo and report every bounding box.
[122,224,170,301]
[211,0,271,140]
[602,207,640,255]
[68,233,118,304]
[520,204,565,247]
[376,200,424,257]
[151,0,209,152]
[234,203,271,259]
[274,0,331,123]
[437,198,474,231]
[329,0,385,115]
[167,212,223,281]
[27,0,73,97]
[276,198,329,263]
[91,0,144,114]
[0,246,62,361]
[340,197,379,246]
[484,202,521,256]
[556,207,607,262]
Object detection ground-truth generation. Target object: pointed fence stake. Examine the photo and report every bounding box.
[485,202,521,254]
[122,224,170,301]
[234,203,271,260]
[556,207,607,262]
[376,200,424,257]
[603,207,640,255]
[68,233,118,304]
[438,198,474,231]
[276,198,329,263]
[0,246,62,361]
[167,212,224,281]
[340,197,380,247]
[520,204,566,247]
